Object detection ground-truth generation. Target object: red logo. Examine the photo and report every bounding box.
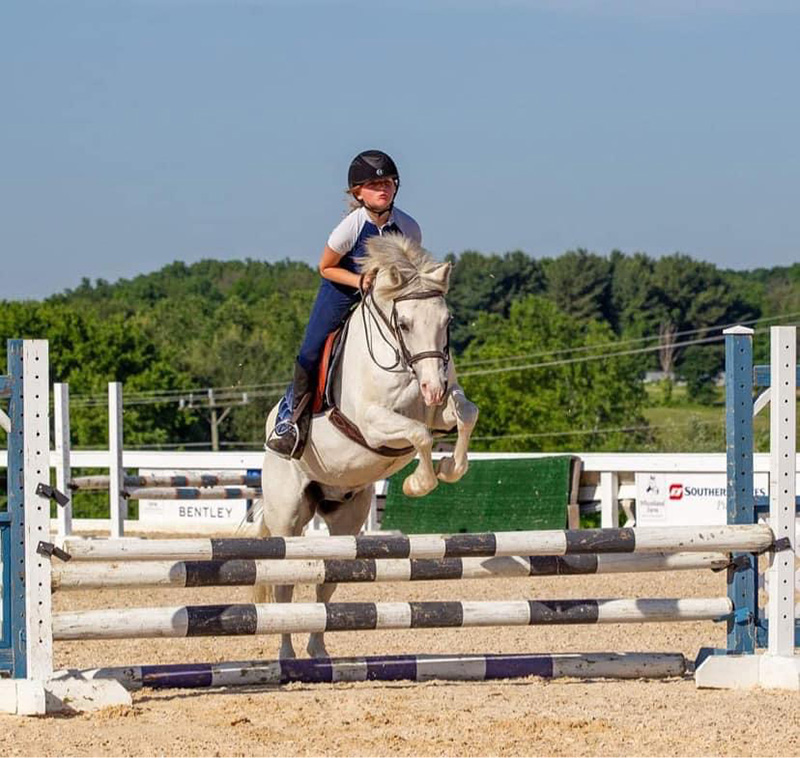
[669,484,683,500]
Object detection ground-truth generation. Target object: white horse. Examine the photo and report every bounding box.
[257,233,479,659]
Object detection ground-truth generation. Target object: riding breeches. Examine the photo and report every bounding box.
[297,280,359,372]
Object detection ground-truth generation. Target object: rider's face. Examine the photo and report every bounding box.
[354,178,396,212]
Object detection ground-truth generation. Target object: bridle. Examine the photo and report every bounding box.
[326,285,453,459]
[361,289,451,378]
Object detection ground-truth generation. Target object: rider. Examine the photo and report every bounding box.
[266,149,423,459]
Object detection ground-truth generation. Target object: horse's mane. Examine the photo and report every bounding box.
[360,233,449,298]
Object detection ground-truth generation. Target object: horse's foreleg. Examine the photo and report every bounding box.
[257,451,315,660]
[434,379,479,484]
[362,405,438,497]
[307,487,374,658]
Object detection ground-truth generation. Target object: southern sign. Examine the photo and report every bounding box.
[634,472,771,527]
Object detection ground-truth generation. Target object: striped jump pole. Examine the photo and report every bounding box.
[52,597,733,640]
[83,651,687,690]
[69,472,261,492]
[60,524,774,562]
[51,552,731,591]
[123,486,261,501]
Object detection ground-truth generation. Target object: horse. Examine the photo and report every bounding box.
[256,233,479,659]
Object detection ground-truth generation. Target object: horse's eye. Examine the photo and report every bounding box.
[398,320,410,332]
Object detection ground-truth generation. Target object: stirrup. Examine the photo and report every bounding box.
[266,419,301,459]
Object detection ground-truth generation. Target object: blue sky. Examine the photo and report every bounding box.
[2,1,798,300]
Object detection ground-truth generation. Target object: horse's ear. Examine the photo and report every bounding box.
[428,262,452,292]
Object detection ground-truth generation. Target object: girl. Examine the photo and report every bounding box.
[267,149,422,458]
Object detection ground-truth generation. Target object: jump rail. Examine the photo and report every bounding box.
[84,652,688,689]
[51,552,731,591]
[60,524,774,562]
[124,486,261,501]
[52,597,734,640]
[69,472,261,492]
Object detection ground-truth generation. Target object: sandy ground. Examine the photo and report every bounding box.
[3,558,800,757]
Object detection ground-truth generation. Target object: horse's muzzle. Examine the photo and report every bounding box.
[420,379,447,407]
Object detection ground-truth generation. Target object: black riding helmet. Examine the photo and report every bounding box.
[348,150,400,190]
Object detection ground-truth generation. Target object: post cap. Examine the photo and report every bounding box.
[723,325,754,336]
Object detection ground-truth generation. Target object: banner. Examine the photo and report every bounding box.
[634,472,770,527]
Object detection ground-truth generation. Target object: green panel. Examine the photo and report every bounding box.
[383,457,573,534]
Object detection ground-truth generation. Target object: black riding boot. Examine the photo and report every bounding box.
[267,360,314,459]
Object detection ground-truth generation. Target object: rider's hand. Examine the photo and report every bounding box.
[360,269,377,294]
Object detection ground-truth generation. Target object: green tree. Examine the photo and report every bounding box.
[458,296,648,452]
[543,249,613,324]
[446,250,545,352]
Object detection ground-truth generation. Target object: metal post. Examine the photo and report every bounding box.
[724,325,757,654]
[5,341,27,679]
[108,382,126,538]
[54,383,72,538]
[767,326,796,656]
[599,471,619,528]
[22,341,53,681]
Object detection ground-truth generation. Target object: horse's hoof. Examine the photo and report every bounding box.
[279,644,297,660]
[402,474,437,497]
[436,457,468,483]
[307,642,330,659]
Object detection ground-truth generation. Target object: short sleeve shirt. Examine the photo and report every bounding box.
[326,206,422,274]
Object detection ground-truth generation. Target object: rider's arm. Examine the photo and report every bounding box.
[319,246,364,290]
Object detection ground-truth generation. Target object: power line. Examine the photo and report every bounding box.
[119,416,726,451]
[454,311,800,369]
[66,313,799,407]
[463,417,724,443]
[457,334,724,378]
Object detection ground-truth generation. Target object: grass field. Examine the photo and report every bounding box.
[642,382,784,453]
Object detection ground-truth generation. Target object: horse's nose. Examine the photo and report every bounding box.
[420,380,446,406]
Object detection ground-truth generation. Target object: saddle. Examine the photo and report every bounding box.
[312,321,348,414]
[310,311,416,457]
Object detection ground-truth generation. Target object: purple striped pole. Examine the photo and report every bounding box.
[84,652,687,690]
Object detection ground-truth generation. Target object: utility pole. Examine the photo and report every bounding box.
[179,388,250,451]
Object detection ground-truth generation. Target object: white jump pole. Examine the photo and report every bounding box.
[51,552,731,591]
[53,383,72,539]
[52,597,734,641]
[60,523,774,562]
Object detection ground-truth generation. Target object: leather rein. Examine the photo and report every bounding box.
[329,288,451,458]
[363,288,451,374]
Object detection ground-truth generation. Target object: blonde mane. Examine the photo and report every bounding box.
[360,233,449,298]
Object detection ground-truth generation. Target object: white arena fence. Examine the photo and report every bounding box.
[1,444,797,538]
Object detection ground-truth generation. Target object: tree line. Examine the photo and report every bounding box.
[1,250,797,452]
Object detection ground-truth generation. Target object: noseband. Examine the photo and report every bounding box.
[364,289,451,374]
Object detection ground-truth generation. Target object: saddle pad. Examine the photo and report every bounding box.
[313,326,344,413]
